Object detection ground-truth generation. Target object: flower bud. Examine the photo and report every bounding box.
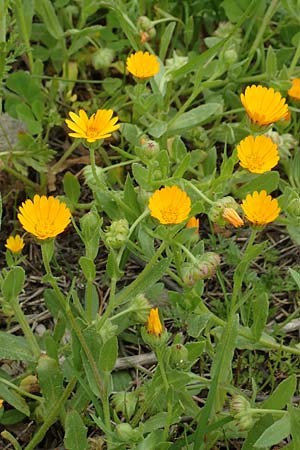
[224,49,238,65]
[231,395,253,430]
[208,196,240,225]
[182,252,221,286]
[80,209,102,242]
[92,48,115,70]
[104,219,129,249]
[137,15,152,31]
[287,198,300,217]
[140,138,160,159]
[115,423,141,442]
[222,208,244,228]
[20,375,40,394]
[147,307,163,336]
[168,343,189,369]
[129,294,151,323]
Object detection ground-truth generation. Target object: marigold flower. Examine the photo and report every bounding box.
[147,308,163,336]
[18,195,71,240]
[0,399,3,408]
[126,51,160,79]
[237,135,279,174]
[241,190,280,226]
[5,234,25,253]
[222,208,244,228]
[240,85,288,126]
[186,216,199,229]
[288,78,300,100]
[65,109,120,143]
[148,185,191,225]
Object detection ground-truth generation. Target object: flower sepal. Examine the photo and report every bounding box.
[141,325,169,349]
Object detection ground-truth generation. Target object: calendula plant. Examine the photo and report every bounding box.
[2,1,300,450]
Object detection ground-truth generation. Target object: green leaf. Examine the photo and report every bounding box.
[0,384,30,416]
[64,172,81,205]
[254,413,291,448]
[289,268,300,290]
[159,21,176,61]
[242,414,274,450]
[37,354,64,416]
[64,410,89,450]
[136,430,170,450]
[288,405,300,448]
[116,257,171,304]
[266,45,277,78]
[123,174,140,222]
[99,336,118,373]
[35,0,64,39]
[2,267,25,301]
[251,291,269,341]
[0,332,36,362]
[6,71,41,103]
[132,163,150,189]
[79,256,96,281]
[235,171,280,199]
[221,0,252,22]
[261,375,297,410]
[167,103,221,135]
[173,154,191,178]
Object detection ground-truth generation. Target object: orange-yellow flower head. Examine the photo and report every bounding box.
[222,208,244,228]
[148,186,191,225]
[18,195,71,240]
[240,85,288,126]
[288,78,300,100]
[241,190,280,226]
[237,135,279,174]
[147,308,163,336]
[126,51,160,79]
[5,235,25,253]
[65,109,120,143]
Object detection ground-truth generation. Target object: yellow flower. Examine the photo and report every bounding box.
[18,195,71,240]
[222,208,244,228]
[237,135,279,174]
[241,190,280,226]
[0,399,3,408]
[147,308,163,336]
[240,85,288,126]
[65,109,120,143]
[288,78,300,100]
[5,234,25,253]
[126,51,160,79]
[148,186,191,225]
[186,216,200,229]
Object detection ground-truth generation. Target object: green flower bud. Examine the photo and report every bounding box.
[115,423,142,442]
[95,317,118,342]
[231,395,253,430]
[182,252,221,286]
[140,138,160,159]
[137,15,152,31]
[224,49,238,65]
[208,196,239,224]
[141,325,168,349]
[80,209,102,242]
[129,294,151,323]
[168,343,189,369]
[287,198,300,217]
[105,219,129,249]
[92,48,115,70]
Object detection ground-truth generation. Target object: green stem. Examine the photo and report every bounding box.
[251,408,286,416]
[156,348,169,392]
[178,243,198,265]
[3,165,40,190]
[231,228,257,311]
[183,180,215,206]
[0,377,42,402]
[51,140,78,173]
[288,35,300,76]
[243,0,279,74]
[40,244,110,428]
[11,297,40,360]
[86,279,94,323]
[1,431,22,450]
[24,377,77,450]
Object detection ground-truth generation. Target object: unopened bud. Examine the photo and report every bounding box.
[140,138,160,159]
[105,219,129,249]
[20,375,40,394]
[182,252,221,286]
[92,48,115,70]
[222,208,244,228]
[224,49,238,65]
[231,395,253,430]
[208,196,240,225]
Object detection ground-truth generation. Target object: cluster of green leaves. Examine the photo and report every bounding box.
[1,0,300,449]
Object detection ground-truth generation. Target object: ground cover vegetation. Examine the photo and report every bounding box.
[1,0,300,448]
